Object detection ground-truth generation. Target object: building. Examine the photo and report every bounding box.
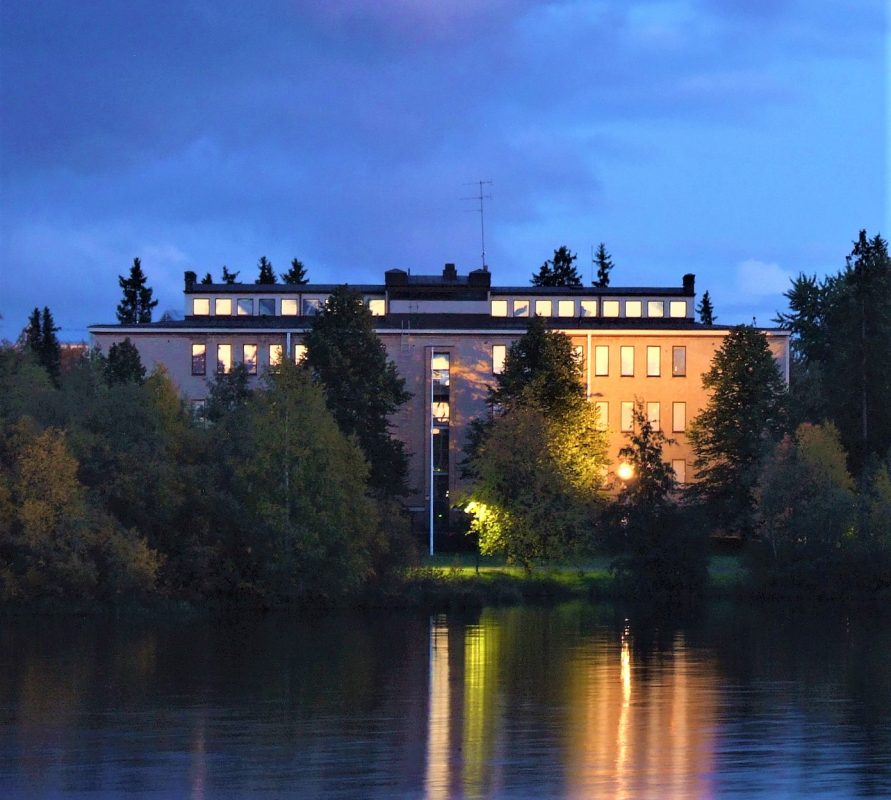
[89,264,790,545]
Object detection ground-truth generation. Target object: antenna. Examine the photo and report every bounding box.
[463,180,493,270]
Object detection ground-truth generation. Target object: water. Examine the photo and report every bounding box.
[1,603,890,798]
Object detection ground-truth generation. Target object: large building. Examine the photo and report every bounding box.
[90,265,790,544]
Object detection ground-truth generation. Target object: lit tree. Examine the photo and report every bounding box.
[532,246,582,287]
[116,257,158,324]
[593,243,614,288]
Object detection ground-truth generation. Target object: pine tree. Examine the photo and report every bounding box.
[593,243,613,288]
[24,308,41,355]
[40,307,61,383]
[221,265,239,284]
[531,246,582,287]
[200,273,213,285]
[255,257,277,285]
[282,258,309,285]
[116,257,158,324]
[697,290,716,324]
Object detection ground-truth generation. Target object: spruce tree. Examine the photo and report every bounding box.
[255,257,277,285]
[221,265,239,284]
[105,338,146,385]
[532,246,582,287]
[200,272,213,285]
[282,258,309,285]
[24,308,41,355]
[697,290,716,324]
[116,257,158,324]
[39,307,61,383]
[593,243,614,288]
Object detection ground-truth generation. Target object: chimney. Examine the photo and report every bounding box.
[184,270,197,291]
[385,268,408,287]
[443,262,458,281]
[682,273,695,296]
[468,268,491,288]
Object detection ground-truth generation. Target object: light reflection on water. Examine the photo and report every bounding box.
[1,603,890,798]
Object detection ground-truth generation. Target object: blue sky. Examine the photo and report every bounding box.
[0,0,887,341]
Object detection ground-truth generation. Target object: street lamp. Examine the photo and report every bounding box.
[617,462,635,481]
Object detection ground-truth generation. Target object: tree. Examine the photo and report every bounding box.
[205,362,253,422]
[696,290,716,325]
[200,272,213,285]
[39,307,61,384]
[282,258,309,285]
[255,256,277,285]
[689,325,787,535]
[593,243,613,288]
[615,400,677,510]
[532,246,582,287]
[303,286,411,500]
[24,308,41,355]
[105,338,146,385]
[221,265,239,284]
[116,257,158,324]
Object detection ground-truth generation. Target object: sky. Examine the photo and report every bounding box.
[0,0,887,342]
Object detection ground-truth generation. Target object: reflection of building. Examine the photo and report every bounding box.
[89,265,790,544]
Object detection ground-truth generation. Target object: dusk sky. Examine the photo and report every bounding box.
[1,0,887,342]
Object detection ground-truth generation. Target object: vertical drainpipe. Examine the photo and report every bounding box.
[429,347,435,557]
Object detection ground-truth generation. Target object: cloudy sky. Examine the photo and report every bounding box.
[0,0,887,341]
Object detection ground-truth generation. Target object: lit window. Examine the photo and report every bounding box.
[217,344,232,374]
[594,401,609,431]
[302,297,323,315]
[259,299,275,316]
[215,298,232,316]
[432,352,450,391]
[243,344,258,375]
[573,344,585,373]
[492,344,506,375]
[647,346,661,377]
[672,459,687,484]
[672,401,686,432]
[580,300,598,317]
[648,301,664,317]
[594,345,609,376]
[432,401,450,423]
[281,298,298,316]
[535,299,552,317]
[625,300,642,317]
[621,401,634,432]
[647,401,660,430]
[558,300,575,317]
[620,346,634,376]
[368,299,386,316]
[193,298,210,316]
[294,343,307,363]
[191,344,206,376]
[513,299,530,317]
[602,300,620,317]
[670,300,687,318]
[672,346,686,377]
[269,344,283,367]
[491,300,508,317]
[237,299,253,316]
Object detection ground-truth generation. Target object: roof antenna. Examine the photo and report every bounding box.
[463,180,493,271]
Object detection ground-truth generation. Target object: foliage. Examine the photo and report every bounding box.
[23,306,61,384]
[200,272,213,285]
[282,258,309,285]
[221,265,239,284]
[255,256,277,285]
[303,285,411,501]
[531,245,582,287]
[116,257,158,324]
[105,338,146,385]
[689,325,787,535]
[205,362,253,422]
[696,290,716,325]
[593,243,613,288]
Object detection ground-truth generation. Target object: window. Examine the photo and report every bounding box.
[672,346,686,377]
[594,345,609,376]
[368,299,386,316]
[647,300,664,317]
[602,300,620,317]
[491,299,508,317]
[621,401,634,432]
[432,401,450,423]
[302,297,323,315]
[269,344,283,367]
[580,300,597,317]
[558,299,575,317]
[647,346,661,377]
[193,298,210,316]
[672,459,687,485]
[535,299,552,317]
[432,352,450,394]
[294,343,307,363]
[243,344,258,375]
[217,344,232,374]
[215,298,232,316]
[259,298,275,316]
[594,401,609,431]
[669,300,687,318]
[191,344,206,376]
[190,399,206,421]
[672,401,686,432]
[432,427,449,473]
[237,298,253,316]
[513,299,530,317]
[281,298,298,316]
[647,401,660,430]
[573,344,585,372]
[620,346,634,377]
[625,300,642,317]
[492,344,506,375]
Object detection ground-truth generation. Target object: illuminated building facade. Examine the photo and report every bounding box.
[90,265,790,545]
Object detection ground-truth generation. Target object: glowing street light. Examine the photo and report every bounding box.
[617,462,635,481]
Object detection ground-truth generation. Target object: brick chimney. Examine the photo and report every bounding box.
[443,263,458,281]
[682,273,695,296]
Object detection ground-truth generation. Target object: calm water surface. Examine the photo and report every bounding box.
[1,602,890,798]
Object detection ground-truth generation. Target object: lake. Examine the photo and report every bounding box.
[2,602,890,798]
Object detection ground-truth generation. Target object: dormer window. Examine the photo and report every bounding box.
[193,298,210,316]
[215,298,232,316]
